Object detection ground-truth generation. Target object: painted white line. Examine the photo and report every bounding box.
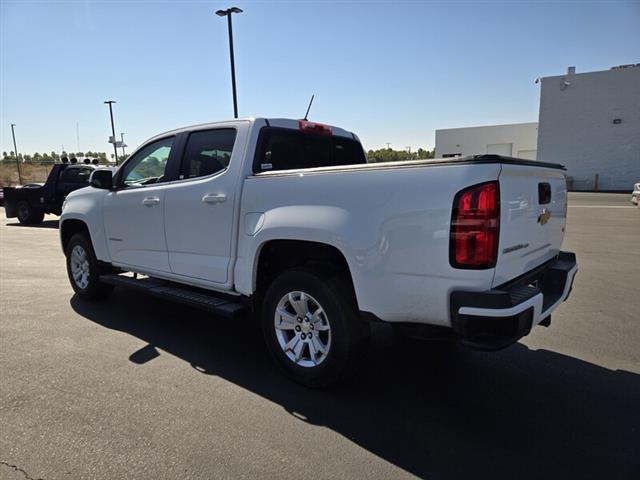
[569,205,637,208]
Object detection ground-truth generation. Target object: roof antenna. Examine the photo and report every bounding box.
[303,94,315,121]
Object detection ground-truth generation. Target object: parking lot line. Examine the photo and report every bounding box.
[568,205,636,208]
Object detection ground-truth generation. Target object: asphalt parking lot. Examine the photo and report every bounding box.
[1,192,638,480]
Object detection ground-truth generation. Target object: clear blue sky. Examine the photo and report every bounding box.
[1,0,639,156]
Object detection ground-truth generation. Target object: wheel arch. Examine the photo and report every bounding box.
[253,239,358,308]
[60,218,91,254]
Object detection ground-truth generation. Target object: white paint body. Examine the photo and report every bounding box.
[61,118,571,328]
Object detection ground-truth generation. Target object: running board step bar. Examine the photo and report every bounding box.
[100,273,248,319]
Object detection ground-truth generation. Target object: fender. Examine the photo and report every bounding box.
[59,188,111,262]
[235,205,362,297]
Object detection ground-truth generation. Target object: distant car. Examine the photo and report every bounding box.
[632,182,640,205]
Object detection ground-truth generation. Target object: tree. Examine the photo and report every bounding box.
[367,147,435,163]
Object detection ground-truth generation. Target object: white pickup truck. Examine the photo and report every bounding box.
[60,118,577,386]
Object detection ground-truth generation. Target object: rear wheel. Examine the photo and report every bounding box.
[261,268,369,387]
[17,201,44,225]
[65,233,113,300]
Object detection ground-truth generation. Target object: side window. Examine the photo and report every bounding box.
[60,167,92,183]
[181,129,236,179]
[77,168,92,183]
[60,168,79,183]
[121,137,174,186]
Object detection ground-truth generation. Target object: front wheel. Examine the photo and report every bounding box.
[261,268,369,387]
[65,233,113,300]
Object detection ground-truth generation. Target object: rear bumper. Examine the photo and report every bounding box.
[450,251,578,350]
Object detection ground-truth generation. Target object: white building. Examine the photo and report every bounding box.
[434,64,640,191]
[435,122,538,160]
[537,65,640,191]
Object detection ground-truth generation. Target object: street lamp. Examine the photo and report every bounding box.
[10,123,23,184]
[215,7,243,118]
[104,100,119,165]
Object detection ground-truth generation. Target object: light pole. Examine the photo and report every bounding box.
[215,7,243,118]
[120,132,126,157]
[10,124,23,184]
[104,100,119,165]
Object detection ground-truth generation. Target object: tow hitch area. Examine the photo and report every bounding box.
[450,251,577,350]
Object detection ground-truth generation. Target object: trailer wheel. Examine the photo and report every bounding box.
[16,201,44,225]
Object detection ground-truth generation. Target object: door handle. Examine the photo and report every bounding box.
[202,193,227,204]
[142,196,160,206]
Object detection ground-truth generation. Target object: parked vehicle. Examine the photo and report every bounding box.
[632,182,640,205]
[59,118,578,386]
[3,163,99,224]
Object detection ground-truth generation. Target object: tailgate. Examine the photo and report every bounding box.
[493,163,567,287]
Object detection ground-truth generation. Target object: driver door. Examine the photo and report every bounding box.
[103,136,177,273]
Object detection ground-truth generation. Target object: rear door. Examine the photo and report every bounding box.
[164,128,239,284]
[493,164,568,286]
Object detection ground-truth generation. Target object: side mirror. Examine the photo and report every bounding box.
[90,169,113,189]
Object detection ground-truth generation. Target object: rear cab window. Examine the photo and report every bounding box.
[253,128,366,173]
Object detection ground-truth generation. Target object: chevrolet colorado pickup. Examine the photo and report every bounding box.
[60,118,578,386]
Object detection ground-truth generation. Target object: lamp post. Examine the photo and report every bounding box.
[215,7,243,118]
[104,100,119,165]
[120,132,126,157]
[10,124,23,184]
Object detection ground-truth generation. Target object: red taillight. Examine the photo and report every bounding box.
[298,120,332,136]
[450,181,500,268]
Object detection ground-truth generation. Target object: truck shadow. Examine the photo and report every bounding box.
[70,290,640,479]
[6,220,59,229]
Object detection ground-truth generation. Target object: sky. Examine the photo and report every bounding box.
[1,0,639,156]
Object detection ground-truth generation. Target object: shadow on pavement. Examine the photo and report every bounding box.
[71,289,640,479]
[6,220,59,229]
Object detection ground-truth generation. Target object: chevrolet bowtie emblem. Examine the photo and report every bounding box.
[538,208,551,225]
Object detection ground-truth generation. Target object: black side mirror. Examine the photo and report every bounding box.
[90,169,113,189]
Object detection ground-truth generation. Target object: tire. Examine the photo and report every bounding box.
[16,201,44,225]
[261,268,369,388]
[65,232,113,300]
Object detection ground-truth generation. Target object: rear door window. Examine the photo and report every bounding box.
[180,129,237,179]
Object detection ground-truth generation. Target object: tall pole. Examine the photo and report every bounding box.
[104,100,119,165]
[10,124,23,184]
[120,132,126,157]
[227,14,238,118]
[216,7,242,119]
